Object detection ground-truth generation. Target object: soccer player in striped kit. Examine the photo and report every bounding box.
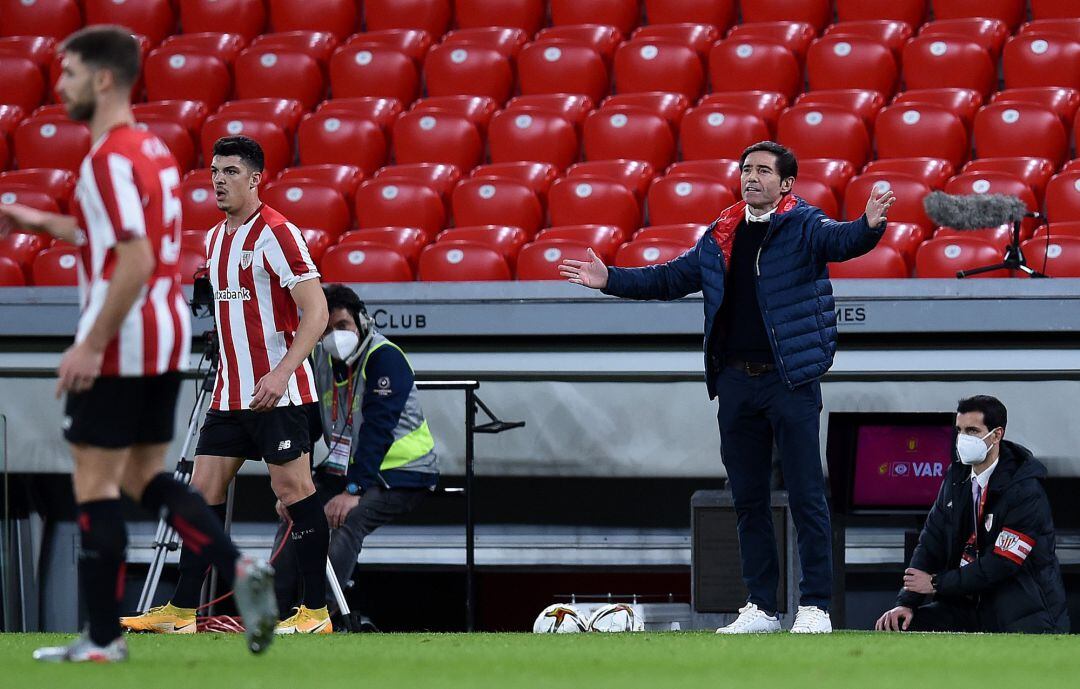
[0,26,277,662]
[121,136,333,635]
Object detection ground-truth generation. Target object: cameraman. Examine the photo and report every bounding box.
[273,284,438,617]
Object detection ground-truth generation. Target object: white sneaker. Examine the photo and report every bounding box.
[33,631,128,663]
[715,603,782,634]
[790,606,832,634]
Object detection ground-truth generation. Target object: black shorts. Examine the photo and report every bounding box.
[194,403,315,465]
[63,372,181,448]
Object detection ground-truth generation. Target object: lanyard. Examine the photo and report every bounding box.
[329,355,359,431]
[972,479,989,534]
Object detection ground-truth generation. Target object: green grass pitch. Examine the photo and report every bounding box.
[2,632,1078,689]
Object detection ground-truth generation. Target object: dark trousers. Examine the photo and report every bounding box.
[273,480,429,612]
[909,599,979,632]
[715,366,832,612]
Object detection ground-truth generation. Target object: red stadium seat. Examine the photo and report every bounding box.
[891,88,983,131]
[828,244,909,278]
[709,40,802,101]
[874,104,970,169]
[1020,236,1080,277]
[902,36,996,97]
[179,0,266,42]
[135,117,196,173]
[339,227,427,270]
[806,36,899,97]
[915,236,1009,277]
[835,0,926,26]
[648,174,736,225]
[1045,171,1080,222]
[145,48,231,111]
[342,29,433,64]
[878,222,929,268]
[262,181,351,237]
[488,109,579,170]
[0,137,8,172]
[0,186,59,216]
[159,33,246,64]
[798,159,857,201]
[823,20,914,59]
[990,87,1080,128]
[251,31,338,67]
[536,225,625,262]
[373,163,461,201]
[0,168,75,210]
[354,179,446,238]
[200,115,292,180]
[278,164,364,201]
[423,43,513,102]
[945,171,1038,212]
[297,111,386,176]
[863,158,955,189]
[217,98,304,136]
[792,178,838,217]
[698,92,787,135]
[0,231,48,280]
[179,171,221,230]
[962,157,1056,204]
[666,159,741,197]
[418,241,510,281]
[1034,221,1080,239]
[584,107,675,172]
[727,22,816,62]
[451,178,544,236]
[176,249,206,285]
[0,36,55,72]
[13,116,89,173]
[934,226,1014,252]
[1064,160,1080,174]
[634,224,707,246]
[435,226,527,270]
[31,245,79,286]
[777,105,871,167]
[602,93,691,132]
[645,0,736,31]
[132,100,209,140]
[267,0,357,39]
[471,162,559,199]
[365,0,450,36]
[741,0,830,32]
[0,56,45,114]
[315,97,403,132]
[456,0,544,34]
[933,0,1025,30]
[614,41,704,100]
[1032,0,1080,19]
[441,28,528,59]
[85,0,175,46]
[793,90,885,132]
[1003,34,1080,91]
[1021,18,1080,40]
[234,47,325,110]
[632,24,720,62]
[293,228,329,264]
[566,160,655,202]
[392,111,482,171]
[516,239,592,280]
[550,0,639,37]
[329,45,420,104]
[180,229,207,254]
[0,255,24,286]
[535,25,622,65]
[679,105,769,162]
[320,243,414,282]
[844,173,935,230]
[974,103,1068,167]
[505,95,595,130]
[548,176,641,234]
[920,18,1009,59]
[0,0,81,41]
[517,41,609,105]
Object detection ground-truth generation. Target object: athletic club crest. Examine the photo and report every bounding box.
[240,250,253,270]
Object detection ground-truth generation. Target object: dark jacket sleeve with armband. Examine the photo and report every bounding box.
[345,345,414,490]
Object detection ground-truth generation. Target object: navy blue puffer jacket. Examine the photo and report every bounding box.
[602,194,883,397]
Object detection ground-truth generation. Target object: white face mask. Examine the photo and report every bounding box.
[956,430,996,466]
[322,329,359,361]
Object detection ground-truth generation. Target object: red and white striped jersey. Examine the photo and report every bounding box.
[72,124,191,377]
[205,204,320,411]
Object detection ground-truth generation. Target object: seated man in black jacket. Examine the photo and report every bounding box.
[876,395,1069,633]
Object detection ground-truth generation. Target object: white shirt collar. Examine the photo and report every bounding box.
[745,203,779,224]
[971,456,999,489]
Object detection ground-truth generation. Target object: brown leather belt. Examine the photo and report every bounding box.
[726,358,777,377]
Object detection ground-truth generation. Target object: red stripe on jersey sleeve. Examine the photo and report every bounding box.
[240,223,272,387]
[268,221,316,282]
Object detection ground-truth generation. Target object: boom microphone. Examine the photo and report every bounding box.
[922,191,1033,229]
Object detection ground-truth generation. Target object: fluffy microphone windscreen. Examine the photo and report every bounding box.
[923,191,1030,230]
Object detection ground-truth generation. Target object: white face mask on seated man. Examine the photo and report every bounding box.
[322,329,359,361]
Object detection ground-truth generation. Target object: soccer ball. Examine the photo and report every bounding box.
[532,604,588,633]
[587,603,644,632]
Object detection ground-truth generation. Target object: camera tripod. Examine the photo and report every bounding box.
[957,218,1048,278]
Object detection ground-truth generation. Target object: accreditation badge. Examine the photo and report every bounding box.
[324,432,352,476]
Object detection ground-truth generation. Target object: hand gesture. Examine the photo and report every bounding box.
[865,184,895,229]
[0,202,50,235]
[275,499,290,523]
[249,369,289,411]
[558,248,609,289]
[874,606,915,631]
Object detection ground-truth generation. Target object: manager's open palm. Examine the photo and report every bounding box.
[559,248,609,289]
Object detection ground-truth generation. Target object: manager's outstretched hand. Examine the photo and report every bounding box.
[865,185,896,229]
[559,248,609,289]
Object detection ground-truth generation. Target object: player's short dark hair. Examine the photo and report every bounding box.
[957,395,1008,430]
[324,283,369,330]
[212,136,265,172]
[60,25,140,88]
[740,141,798,181]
